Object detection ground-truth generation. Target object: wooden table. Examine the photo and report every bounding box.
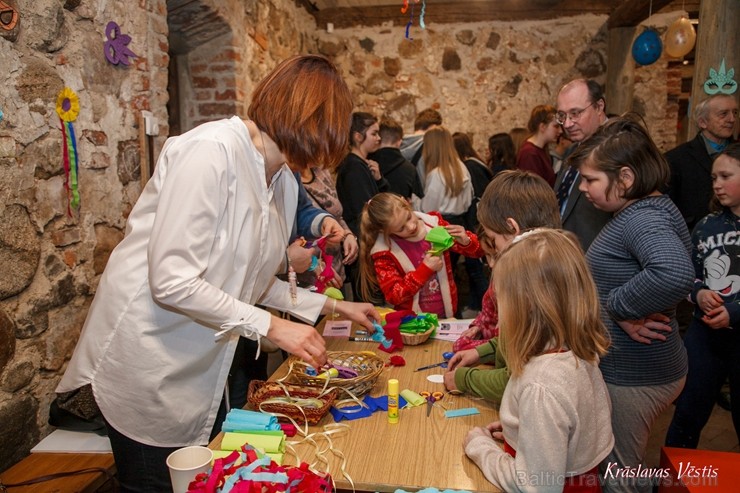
[211,320,501,493]
[0,453,116,492]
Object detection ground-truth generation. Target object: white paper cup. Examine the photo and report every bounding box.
[166,445,213,493]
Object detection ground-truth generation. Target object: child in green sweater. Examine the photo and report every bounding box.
[444,170,561,401]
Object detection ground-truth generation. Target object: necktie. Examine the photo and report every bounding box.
[556,166,577,209]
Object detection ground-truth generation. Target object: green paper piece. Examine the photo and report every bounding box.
[324,287,345,300]
[221,431,286,454]
[400,389,426,407]
[425,226,454,255]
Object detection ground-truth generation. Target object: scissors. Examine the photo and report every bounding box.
[420,391,444,417]
[414,352,454,372]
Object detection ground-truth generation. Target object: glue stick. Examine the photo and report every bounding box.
[387,378,399,424]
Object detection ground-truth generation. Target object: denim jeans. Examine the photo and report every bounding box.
[665,319,740,448]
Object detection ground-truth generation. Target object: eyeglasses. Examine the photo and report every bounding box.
[556,101,597,126]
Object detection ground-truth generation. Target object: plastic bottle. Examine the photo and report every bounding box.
[387,378,399,424]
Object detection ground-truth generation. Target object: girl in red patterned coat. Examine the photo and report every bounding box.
[358,192,484,318]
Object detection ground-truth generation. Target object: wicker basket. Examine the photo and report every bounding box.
[283,351,385,397]
[247,380,337,425]
[400,326,435,346]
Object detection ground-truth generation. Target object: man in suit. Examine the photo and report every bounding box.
[666,94,738,232]
[554,79,612,251]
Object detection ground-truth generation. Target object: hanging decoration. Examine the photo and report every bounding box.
[103,21,137,66]
[664,16,696,58]
[55,87,81,216]
[0,0,19,31]
[704,59,737,95]
[632,28,662,66]
[402,0,426,40]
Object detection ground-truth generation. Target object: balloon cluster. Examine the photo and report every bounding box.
[631,15,696,66]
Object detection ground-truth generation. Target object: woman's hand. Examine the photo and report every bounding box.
[320,217,345,246]
[287,239,316,273]
[617,313,672,344]
[422,252,444,271]
[341,232,359,265]
[446,347,481,371]
[331,300,380,333]
[445,224,470,246]
[366,159,382,181]
[267,315,326,369]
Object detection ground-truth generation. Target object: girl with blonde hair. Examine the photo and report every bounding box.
[465,229,613,493]
[358,192,483,318]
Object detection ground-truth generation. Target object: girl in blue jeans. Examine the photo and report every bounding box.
[666,143,740,448]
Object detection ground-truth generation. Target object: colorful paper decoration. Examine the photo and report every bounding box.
[103,21,137,66]
[55,87,80,216]
[632,28,662,66]
[402,0,426,40]
[704,59,737,95]
[664,16,696,58]
[425,226,454,255]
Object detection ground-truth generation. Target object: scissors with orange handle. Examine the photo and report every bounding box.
[420,391,444,417]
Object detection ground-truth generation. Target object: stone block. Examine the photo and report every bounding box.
[0,357,34,393]
[442,48,462,71]
[486,31,501,51]
[0,205,40,300]
[456,29,476,46]
[0,309,15,373]
[0,393,38,472]
[93,224,124,275]
[50,228,81,247]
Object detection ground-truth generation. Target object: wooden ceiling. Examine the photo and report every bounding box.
[296,0,701,30]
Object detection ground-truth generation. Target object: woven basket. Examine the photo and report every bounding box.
[284,351,385,397]
[401,326,435,346]
[247,380,337,425]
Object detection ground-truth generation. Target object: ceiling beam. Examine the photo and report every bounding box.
[608,0,675,28]
[311,0,614,30]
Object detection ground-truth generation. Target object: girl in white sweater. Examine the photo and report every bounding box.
[464,229,614,493]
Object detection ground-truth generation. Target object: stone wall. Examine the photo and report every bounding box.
[0,0,315,472]
[0,0,683,472]
[316,13,680,157]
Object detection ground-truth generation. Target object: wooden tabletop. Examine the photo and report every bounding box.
[210,319,501,493]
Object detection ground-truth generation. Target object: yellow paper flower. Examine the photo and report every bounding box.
[56,87,80,122]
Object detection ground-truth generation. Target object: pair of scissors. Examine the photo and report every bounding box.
[414,352,454,372]
[420,391,444,417]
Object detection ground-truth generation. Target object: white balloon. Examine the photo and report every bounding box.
[665,16,697,58]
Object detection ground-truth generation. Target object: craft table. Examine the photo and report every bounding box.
[0,452,116,492]
[210,319,501,493]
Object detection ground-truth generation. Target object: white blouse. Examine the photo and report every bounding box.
[57,116,326,447]
[419,161,473,216]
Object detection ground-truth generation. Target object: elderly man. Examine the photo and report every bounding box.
[554,79,612,251]
[666,94,738,231]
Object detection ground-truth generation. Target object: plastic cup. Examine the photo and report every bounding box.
[166,445,213,493]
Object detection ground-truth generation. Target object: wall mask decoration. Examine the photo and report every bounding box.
[104,21,137,66]
[704,59,737,95]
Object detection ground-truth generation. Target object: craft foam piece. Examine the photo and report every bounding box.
[221,431,286,454]
[425,226,455,255]
[400,389,426,407]
[222,408,281,432]
[444,408,480,418]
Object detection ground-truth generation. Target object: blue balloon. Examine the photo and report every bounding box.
[632,28,662,66]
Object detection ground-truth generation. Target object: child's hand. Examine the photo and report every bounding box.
[485,421,504,441]
[460,323,481,340]
[444,224,471,246]
[446,348,481,371]
[443,370,458,392]
[697,289,723,314]
[617,313,672,344]
[464,426,495,448]
[422,252,444,271]
[702,306,730,329]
